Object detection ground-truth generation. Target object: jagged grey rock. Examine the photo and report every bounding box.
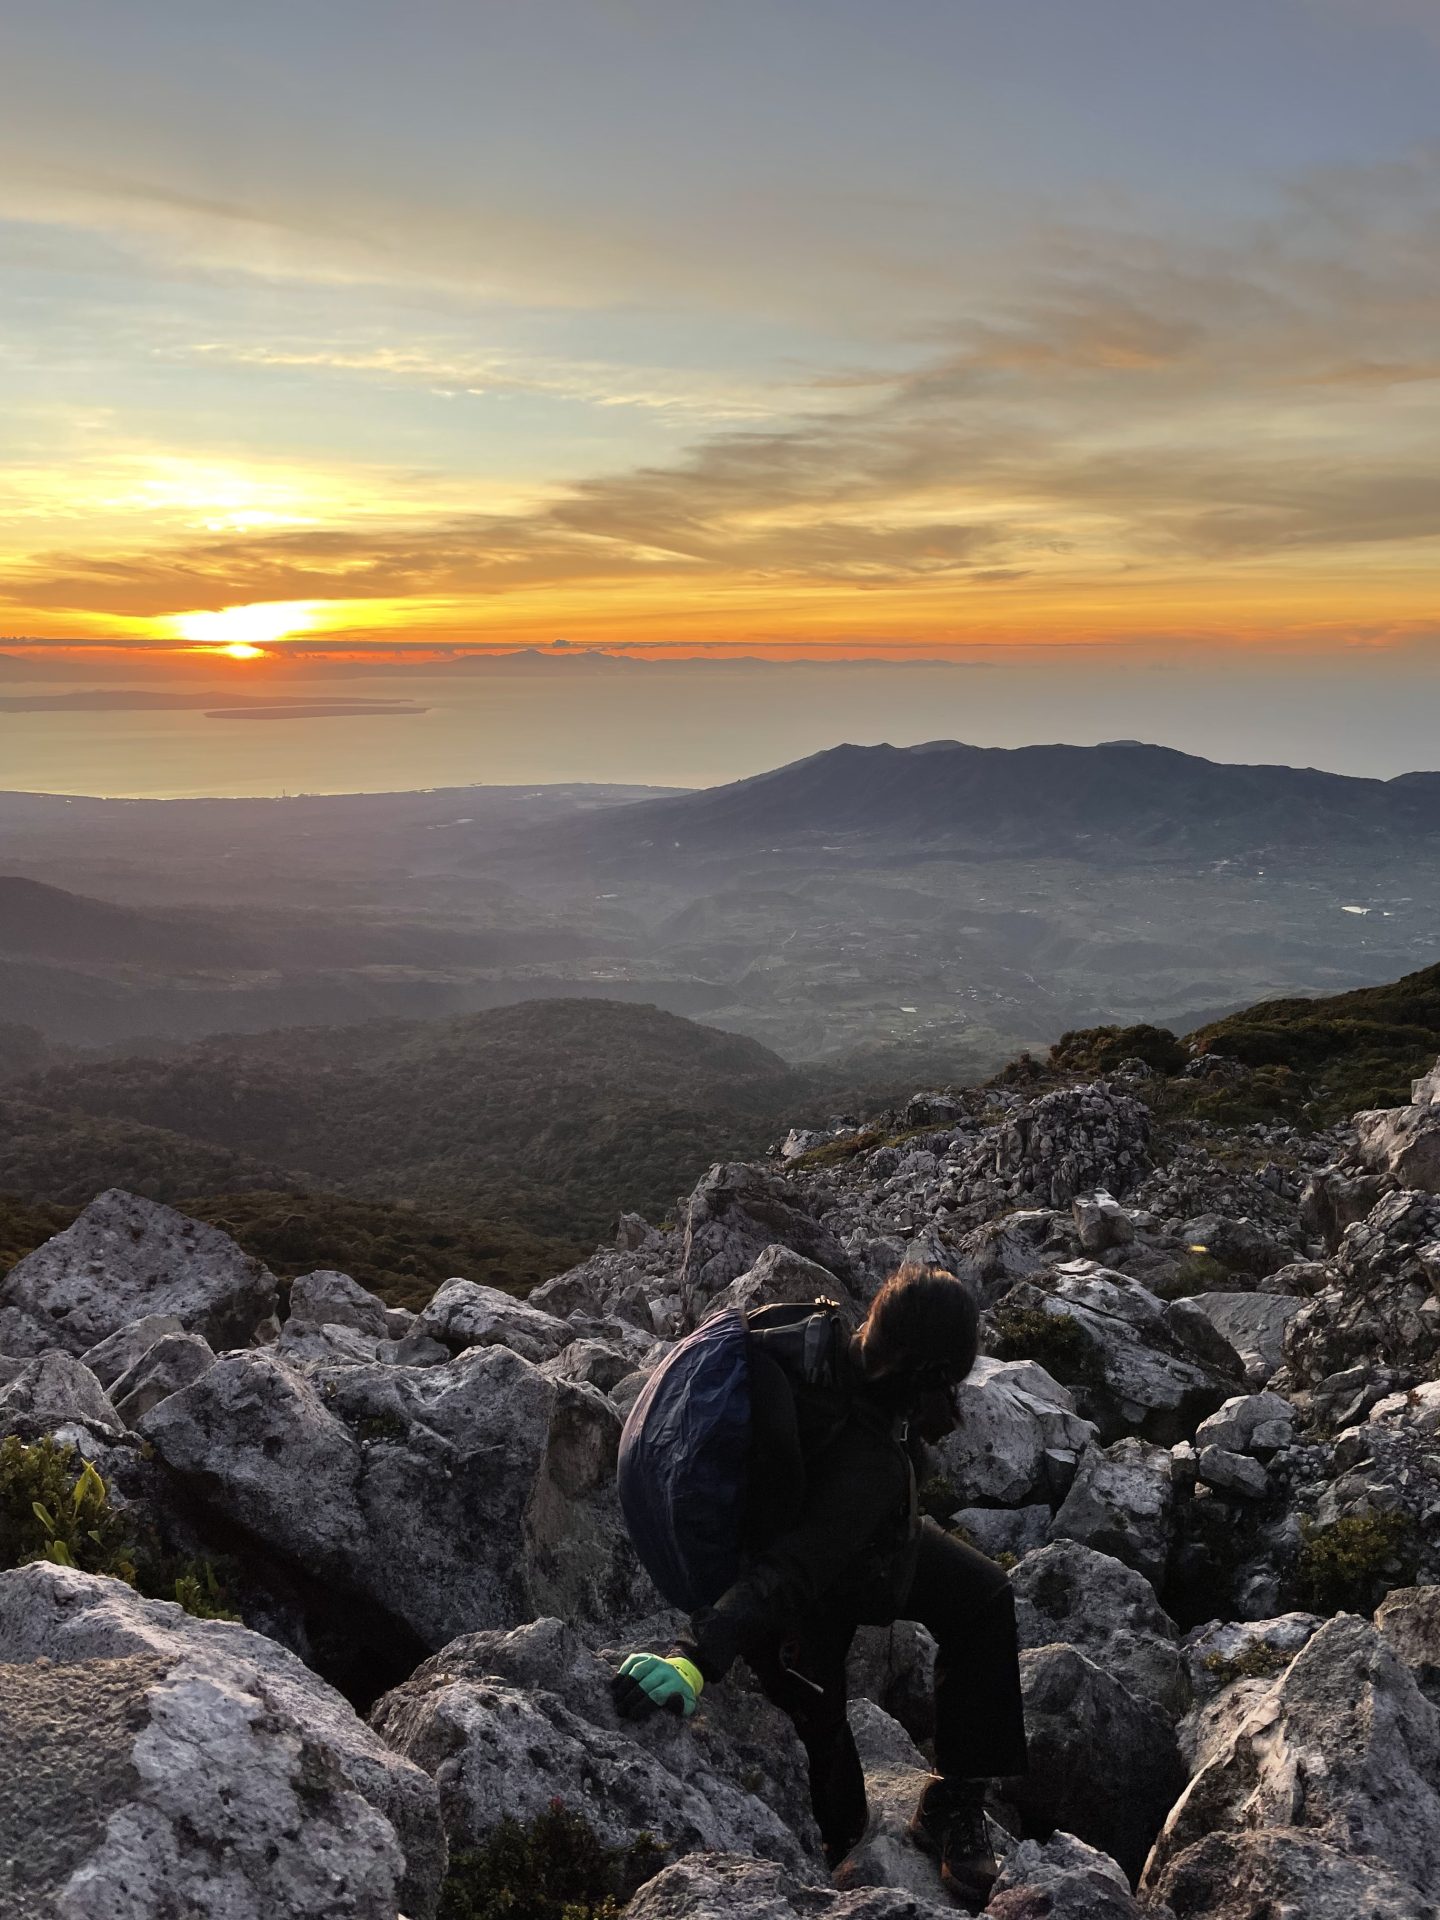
[952,1504,1051,1563]
[680,1163,855,1329]
[1072,1190,1135,1256]
[80,1316,186,1391]
[0,1191,277,1359]
[1150,1829,1434,1920]
[1176,1212,1290,1279]
[934,1358,1095,1506]
[1181,1613,1321,1706]
[1184,1294,1303,1385]
[370,1617,820,1873]
[706,1243,858,1320]
[540,1337,641,1395]
[288,1269,392,1339]
[1354,1064,1440,1192]
[1051,1438,1176,1588]
[997,1264,1239,1444]
[624,1853,954,1918]
[1144,1614,1440,1904]
[416,1278,574,1363]
[1194,1390,1294,1456]
[946,1210,1058,1305]
[1282,1189,1440,1391]
[831,1701,946,1900]
[1012,1643,1185,1883]
[988,1833,1156,1920]
[1375,1585,1440,1707]
[140,1346,639,1648]
[1010,1540,1188,1718]
[109,1330,215,1428]
[1195,1446,1269,1499]
[0,1352,120,1442]
[0,1562,444,1919]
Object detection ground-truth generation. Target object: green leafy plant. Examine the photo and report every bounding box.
[166,1556,241,1621]
[1202,1641,1296,1687]
[1296,1511,1418,1614]
[0,1435,241,1622]
[0,1435,136,1581]
[437,1800,663,1920]
[987,1305,1089,1378]
[1049,1024,1188,1078]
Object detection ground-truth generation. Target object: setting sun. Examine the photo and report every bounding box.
[171,601,318,647]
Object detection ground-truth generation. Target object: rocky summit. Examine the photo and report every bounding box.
[1,1045,1439,1918]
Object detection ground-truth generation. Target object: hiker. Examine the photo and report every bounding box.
[611,1265,1028,1912]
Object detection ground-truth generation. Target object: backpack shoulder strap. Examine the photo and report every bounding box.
[747,1301,849,1391]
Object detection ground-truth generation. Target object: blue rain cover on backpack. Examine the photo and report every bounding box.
[616,1308,751,1612]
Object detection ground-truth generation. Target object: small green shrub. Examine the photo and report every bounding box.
[437,1801,663,1920]
[1151,1252,1231,1300]
[0,1436,241,1621]
[165,1557,241,1622]
[1296,1511,1418,1614]
[0,1435,136,1581]
[988,1305,1089,1378]
[1049,1024,1187,1078]
[916,1473,960,1522]
[1202,1641,1295,1687]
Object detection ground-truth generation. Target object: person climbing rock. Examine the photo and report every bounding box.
[612,1264,1029,1912]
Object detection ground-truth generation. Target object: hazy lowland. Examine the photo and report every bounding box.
[3,735,1439,1294]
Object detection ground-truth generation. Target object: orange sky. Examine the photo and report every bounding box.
[3,3,1440,666]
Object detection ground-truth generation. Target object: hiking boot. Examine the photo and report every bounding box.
[907,1777,998,1913]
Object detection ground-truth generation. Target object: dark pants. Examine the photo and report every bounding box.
[745,1521,1029,1863]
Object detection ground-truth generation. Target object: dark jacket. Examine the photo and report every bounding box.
[681,1339,919,1680]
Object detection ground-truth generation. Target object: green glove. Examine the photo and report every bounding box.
[612,1652,704,1720]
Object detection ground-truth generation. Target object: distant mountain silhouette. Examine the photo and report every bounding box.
[514,740,1440,867]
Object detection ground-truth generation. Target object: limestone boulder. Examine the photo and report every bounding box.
[1283,1189,1440,1391]
[80,1316,185,1391]
[1011,1644,1185,1884]
[933,1358,1095,1507]
[109,1331,215,1428]
[140,1346,641,1649]
[831,1700,947,1900]
[288,1269,392,1340]
[679,1163,855,1329]
[416,1278,574,1363]
[1144,1615,1440,1907]
[0,1191,277,1359]
[0,1353,120,1443]
[1183,1294,1303,1386]
[1354,1069,1440,1192]
[1375,1585,1440,1708]
[1011,1540,1187,1718]
[0,1561,444,1919]
[706,1243,859,1321]
[1051,1439,1176,1588]
[370,1616,820,1874]
[624,1855,953,1919]
[988,1833,1156,1920]
[1151,1830,1433,1920]
[998,1265,1239,1444]
[1181,1613,1322,1709]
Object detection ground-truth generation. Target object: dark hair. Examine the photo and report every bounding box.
[858,1263,980,1383]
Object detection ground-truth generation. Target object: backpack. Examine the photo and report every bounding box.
[616,1301,851,1613]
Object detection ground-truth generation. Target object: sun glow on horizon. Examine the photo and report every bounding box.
[171,601,318,647]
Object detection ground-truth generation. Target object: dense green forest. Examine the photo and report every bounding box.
[0,1001,858,1296]
[5,971,1435,1303]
